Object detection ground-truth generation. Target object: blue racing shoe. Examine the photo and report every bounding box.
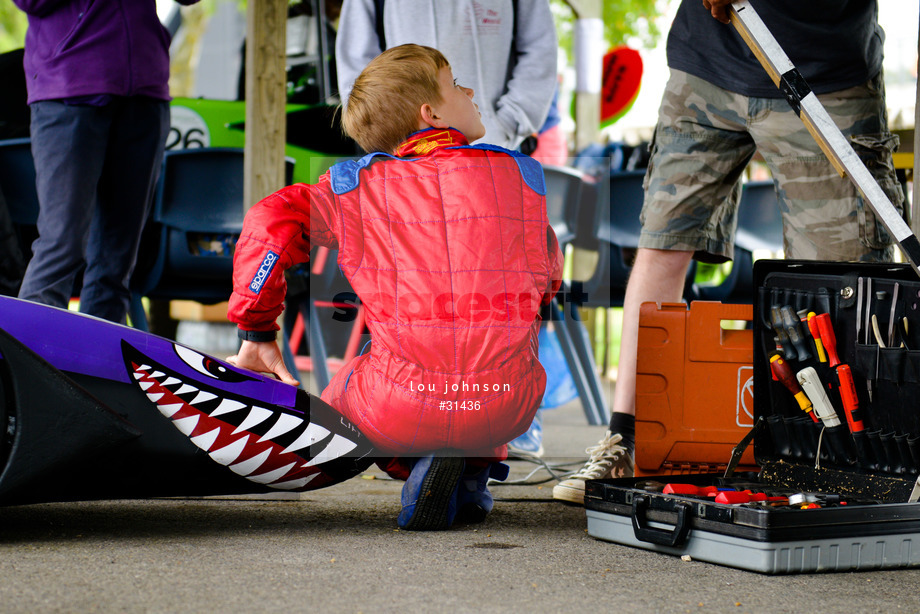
[455,462,510,524]
[507,410,544,458]
[397,455,465,531]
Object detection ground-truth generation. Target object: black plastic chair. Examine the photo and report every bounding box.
[542,164,582,248]
[576,169,699,308]
[578,170,644,308]
[541,165,609,425]
[129,147,293,331]
[694,180,784,304]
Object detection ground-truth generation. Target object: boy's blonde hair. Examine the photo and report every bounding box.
[343,44,449,154]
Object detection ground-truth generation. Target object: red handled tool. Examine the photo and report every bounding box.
[769,353,818,422]
[815,313,840,368]
[713,491,791,505]
[806,312,827,363]
[814,313,866,433]
[837,364,865,432]
[716,491,766,504]
[663,484,719,497]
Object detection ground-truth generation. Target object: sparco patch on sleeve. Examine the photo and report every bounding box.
[249,250,279,293]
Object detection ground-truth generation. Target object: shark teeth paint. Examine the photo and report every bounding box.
[127,358,365,490]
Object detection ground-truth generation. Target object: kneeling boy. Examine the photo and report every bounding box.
[228,44,563,530]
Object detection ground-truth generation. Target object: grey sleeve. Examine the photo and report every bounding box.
[335,0,384,104]
[494,0,558,147]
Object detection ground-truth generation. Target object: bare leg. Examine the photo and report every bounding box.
[611,247,694,418]
[553,247,694,504]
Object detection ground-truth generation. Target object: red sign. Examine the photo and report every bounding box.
[601,47,643,127]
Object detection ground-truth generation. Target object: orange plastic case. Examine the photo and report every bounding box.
[635,301,757,476]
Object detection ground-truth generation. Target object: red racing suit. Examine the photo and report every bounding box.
[229,128,563,456]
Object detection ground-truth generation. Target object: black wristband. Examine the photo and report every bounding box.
[237,328,277,342]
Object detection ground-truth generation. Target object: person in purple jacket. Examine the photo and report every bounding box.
[12,0,199,324]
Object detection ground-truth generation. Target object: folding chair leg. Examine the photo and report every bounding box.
[304,300,331,392]
[129,292,149,332]
[550,296,609,426]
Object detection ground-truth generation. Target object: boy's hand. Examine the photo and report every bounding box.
[701,0,732,24]
[228,340,300,387]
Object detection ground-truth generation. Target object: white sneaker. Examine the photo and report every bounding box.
[552,431,634,505]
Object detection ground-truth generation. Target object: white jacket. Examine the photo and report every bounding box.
[335,0,557,150]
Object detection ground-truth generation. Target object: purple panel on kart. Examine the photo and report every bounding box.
[0,295,296,407]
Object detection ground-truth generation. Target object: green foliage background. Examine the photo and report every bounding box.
[552,0,666,57]
[0,4,27,53]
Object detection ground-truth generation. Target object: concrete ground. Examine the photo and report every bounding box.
[2,358,920,612]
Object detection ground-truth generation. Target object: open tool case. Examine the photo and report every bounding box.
[585,260,920,573]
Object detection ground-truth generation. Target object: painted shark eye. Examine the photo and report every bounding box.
[174,345,253,382]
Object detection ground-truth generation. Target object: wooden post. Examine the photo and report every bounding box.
[565,0,602,153]
[244,0,288,211]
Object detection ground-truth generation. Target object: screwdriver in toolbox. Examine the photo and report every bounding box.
[662,484,719,497]
[815,313,865,432]
[661,484,789,506]
[771,306,796,360]
[836,364,865,432]
[814,313,841,368]
[780,305,812,361]
[714,491,794,505]
[715,490,768,504]
[806,312,828,363]
[769,353,818,422]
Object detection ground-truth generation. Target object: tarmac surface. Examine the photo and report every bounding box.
[3,377,920,612]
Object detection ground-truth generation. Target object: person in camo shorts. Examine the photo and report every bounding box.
[553,0,905,505]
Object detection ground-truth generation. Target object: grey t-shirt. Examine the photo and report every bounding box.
[666,0,884,97]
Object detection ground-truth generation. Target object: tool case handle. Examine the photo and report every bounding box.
[688,301,753,363]
[631,495,691,547]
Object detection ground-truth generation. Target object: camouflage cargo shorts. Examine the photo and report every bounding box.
[639,69,905,263]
